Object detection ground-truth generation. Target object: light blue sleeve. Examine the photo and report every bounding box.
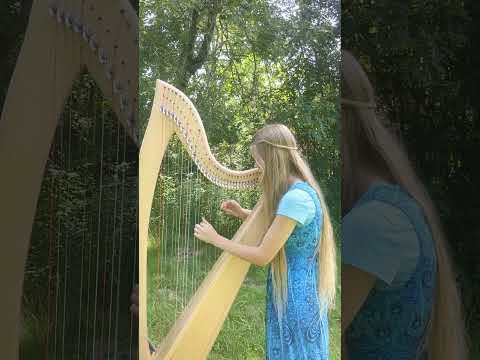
[342,200,419,286]
[276,188,316,226]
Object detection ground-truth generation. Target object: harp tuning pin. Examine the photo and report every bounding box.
[120,95,129,111]
[89,35,98,52]
[82,26,91,42]
[73,19,83,33]
[65,14,73,29]
[113,81,123,94]
[57,9,65,23]
[98,48,108,65]
[105,65,114,81]
[48,5,57,17]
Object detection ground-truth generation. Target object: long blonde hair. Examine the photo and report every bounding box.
[341,49,468,360]
[251,124,337,316]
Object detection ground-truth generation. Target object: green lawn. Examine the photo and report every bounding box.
[147,235,341,359]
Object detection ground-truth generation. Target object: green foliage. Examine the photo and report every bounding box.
[140,0,340,214]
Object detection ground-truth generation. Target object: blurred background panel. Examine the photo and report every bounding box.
[342,0,480,358]
[0,1,140,358]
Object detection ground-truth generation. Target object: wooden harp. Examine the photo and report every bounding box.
[139,80,270,359]
[0,0,138,358]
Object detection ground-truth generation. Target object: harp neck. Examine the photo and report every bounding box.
[46,0,139,145]
[151,80,261,189]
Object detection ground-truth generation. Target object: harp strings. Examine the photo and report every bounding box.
[148,86,248,349]
[107,6,125,351]
[113,122,128,357]
[35,0,136,354]
[76,80,90,359]
[84,83,97,357]
[106,102,120,355]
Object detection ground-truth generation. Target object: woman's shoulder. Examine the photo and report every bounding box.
[283,186,314,202]
[342,199,419,286]
[344,198,412,230]
[277,183,317,226]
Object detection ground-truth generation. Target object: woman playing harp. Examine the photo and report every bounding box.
[194,123,337,360]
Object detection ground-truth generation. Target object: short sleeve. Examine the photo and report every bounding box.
[276,188,316,226]
[342,200,419,286]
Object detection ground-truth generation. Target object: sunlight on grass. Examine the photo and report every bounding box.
[147,236,341,359]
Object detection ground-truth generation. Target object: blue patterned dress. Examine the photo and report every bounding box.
[265,181,329,360]
[343,182,436,360]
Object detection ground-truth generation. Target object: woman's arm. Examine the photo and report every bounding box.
[239,208,252,220]
[341,264,376,333]
[194,215,296,266]
[342,264,376,359]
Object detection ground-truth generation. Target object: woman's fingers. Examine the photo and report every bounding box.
[221,200,237,210]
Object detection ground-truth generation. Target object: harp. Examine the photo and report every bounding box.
[0,0,139,358]
[139,80,270,359]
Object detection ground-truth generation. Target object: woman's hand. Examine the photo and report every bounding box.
[220,199,248,219]
[194,218,219,244]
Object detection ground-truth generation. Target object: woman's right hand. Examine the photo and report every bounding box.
[220,199,248,220]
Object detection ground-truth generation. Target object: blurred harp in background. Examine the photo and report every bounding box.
[0,0,139,358]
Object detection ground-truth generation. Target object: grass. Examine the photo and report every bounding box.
[147,234,341,359]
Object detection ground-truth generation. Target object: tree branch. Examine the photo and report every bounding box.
[176,2,220,90]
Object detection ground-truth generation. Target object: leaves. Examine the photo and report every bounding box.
[140,0,340,221]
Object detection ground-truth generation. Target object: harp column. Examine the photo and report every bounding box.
[0,1,81,357]
[139,80,175,360]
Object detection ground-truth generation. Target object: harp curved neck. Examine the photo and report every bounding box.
[46,0,139,144]
[154,80,261,189]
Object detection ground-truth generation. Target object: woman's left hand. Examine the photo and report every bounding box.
[194,217,218,244]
